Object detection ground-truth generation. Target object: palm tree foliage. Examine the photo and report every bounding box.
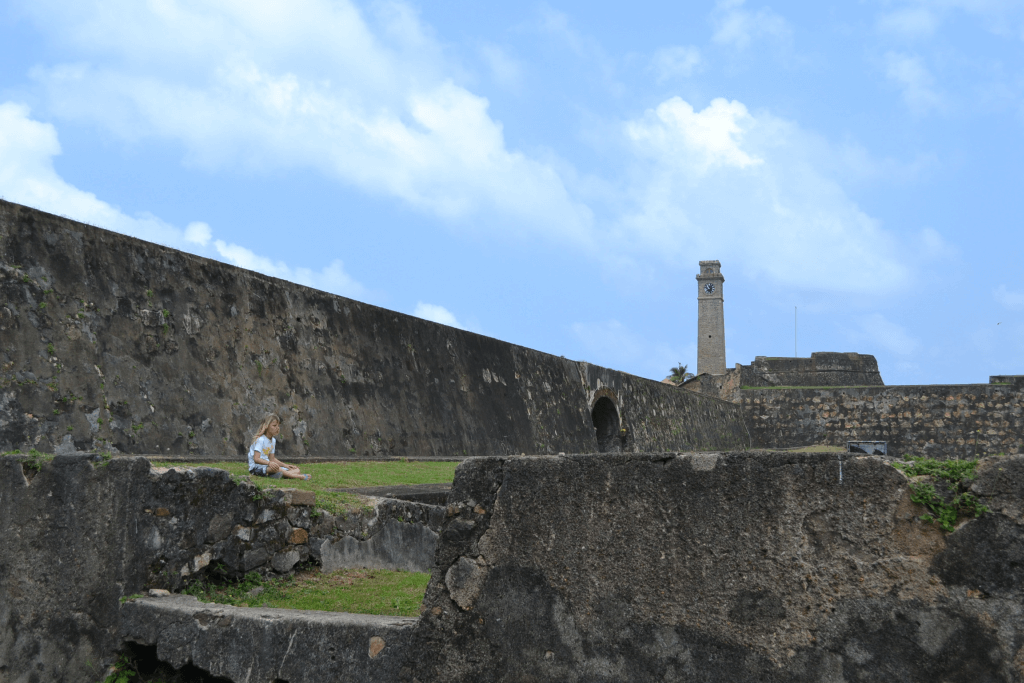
[666,363,694,384]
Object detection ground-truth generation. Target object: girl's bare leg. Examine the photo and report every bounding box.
[274,460,301,474]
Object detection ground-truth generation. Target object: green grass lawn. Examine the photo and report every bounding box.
[150,460,458,515]
[184,569,431,617]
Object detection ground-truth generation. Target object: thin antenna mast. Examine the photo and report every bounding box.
[794,306,798,358]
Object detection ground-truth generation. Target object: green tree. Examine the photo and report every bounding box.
[666,363,694,384]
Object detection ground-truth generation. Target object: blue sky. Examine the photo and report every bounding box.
[1,0,1022,385]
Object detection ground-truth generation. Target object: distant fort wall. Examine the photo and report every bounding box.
[683,352,884,403]
[743,379,1024,458]
[0,200,748,458]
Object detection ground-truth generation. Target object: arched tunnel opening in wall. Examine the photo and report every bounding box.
[592,397,621,453]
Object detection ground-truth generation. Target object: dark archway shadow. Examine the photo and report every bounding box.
[591,397,621,453]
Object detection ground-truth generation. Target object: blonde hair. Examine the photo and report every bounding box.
[250,413,282,447]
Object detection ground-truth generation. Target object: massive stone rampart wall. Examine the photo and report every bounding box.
[0,200,748,457]
[412,452,1024,682]
[744,384,1024,457]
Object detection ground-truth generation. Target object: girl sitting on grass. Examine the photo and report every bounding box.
[248,413,310,480]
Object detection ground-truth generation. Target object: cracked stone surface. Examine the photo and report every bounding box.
[120,595,416,683]
[407,452,1024,682]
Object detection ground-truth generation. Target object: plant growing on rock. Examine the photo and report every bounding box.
[892,457,989,532]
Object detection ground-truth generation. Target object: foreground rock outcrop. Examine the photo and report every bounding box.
[410,452,1024,682]
[4,452,1023,682]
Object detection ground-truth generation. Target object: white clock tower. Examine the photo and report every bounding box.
[696,261,726,375]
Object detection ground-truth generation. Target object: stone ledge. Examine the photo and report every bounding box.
[120,595,417,683]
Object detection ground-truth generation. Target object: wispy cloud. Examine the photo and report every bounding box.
[876,7,940,38]
[994,284,1024,310]
[0,101,366,300]
[883,51,942,113]
[710,0,792,51]
[413,302,468,330]
[619,97,910,294]
[874,1,1024,41]
[26,0,594,246]
[14,0,930,300]
[571,319,694,380]
[650,46,702,82]
[855,314,921,356]
[479,44,523,90]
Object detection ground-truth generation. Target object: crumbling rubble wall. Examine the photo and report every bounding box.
[410,451,1024,682]
[0,455,439,681]
[0,199,748,458]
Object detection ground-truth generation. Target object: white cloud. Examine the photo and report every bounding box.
[184,221,212,246]
[650,46,702,82]
[626,97,762,172]
[710,0,792,50]
[994,284,1024,310]
[918,227,956,259]
[479,44,523,90]
[571,319,697,380]
[619,97,910,294]
[874,1,1024,40]
[884,52,942,112]
[25,0,593,246]
[0,101,366,300]
[876,7,940,38]
[0,101,196,250]
[413,302,466,330]
[857,314,921,355]
[212,241,364,298]
[13,0,926,300]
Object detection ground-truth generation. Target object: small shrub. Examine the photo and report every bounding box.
[101,654,136,683]
[23,449,53,473]
[893,457,989,532]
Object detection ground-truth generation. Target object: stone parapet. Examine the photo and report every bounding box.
[120,595,416,683]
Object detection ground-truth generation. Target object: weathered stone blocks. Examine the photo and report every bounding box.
[744,384,1024,458]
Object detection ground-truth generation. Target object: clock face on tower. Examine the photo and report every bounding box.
[703,282,715,294]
